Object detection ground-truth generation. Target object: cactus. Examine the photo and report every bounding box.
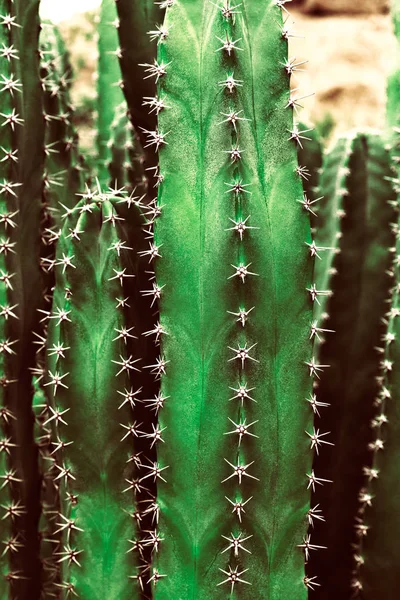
[97,0,125,184]
[349,2,400,597]
[0,0,45,596]
[297,122,323,212]
[308,130,397,599]
[39,21,86,228]
[108,103,147,197]
[145,1,317,597]
[43,190,145,598]
[0,0,398,598]
[115,0,163,186]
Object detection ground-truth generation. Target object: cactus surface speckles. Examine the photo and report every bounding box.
[152,1,314,597]
[44,192,143,599]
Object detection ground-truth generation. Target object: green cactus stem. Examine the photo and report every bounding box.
[115,0,164,186]
[297,122,323,220]
[39,21,86,229]
[309,130,397,599]
[44,189,146,599]
[97,0,126,184]
[145,1,316,597]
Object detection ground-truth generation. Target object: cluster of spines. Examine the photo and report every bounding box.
[0,2,26,593]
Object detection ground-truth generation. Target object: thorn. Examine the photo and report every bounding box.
[217,565,250,593]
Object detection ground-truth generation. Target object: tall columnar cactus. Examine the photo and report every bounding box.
[308,130,397,599]
[137,1,320,597]
[43,190,145,598]
[97,0,125,184]
[0,0,44,597]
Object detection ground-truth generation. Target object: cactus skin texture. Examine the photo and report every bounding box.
[310,130,397,599]
[0,0,44,597]
[43,192,145,599]
[149,1,315,598]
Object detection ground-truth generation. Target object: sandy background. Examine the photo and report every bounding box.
[58,0,398,151]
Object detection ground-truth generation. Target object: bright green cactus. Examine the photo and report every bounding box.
[0,0,399,598]
[309,130,397,599]
[143,1,317,597]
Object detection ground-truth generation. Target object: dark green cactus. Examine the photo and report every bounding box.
[308,130,397,599]
[39,21,86,228]
[148,1,316,597]
[115,0,163,186]
[352,137,400,599]
[0,0,44,597]
[108,102,148,197]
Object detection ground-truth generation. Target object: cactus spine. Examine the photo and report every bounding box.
[147,1,316,597]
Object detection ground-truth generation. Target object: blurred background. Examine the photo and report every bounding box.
[40,0,397,153]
